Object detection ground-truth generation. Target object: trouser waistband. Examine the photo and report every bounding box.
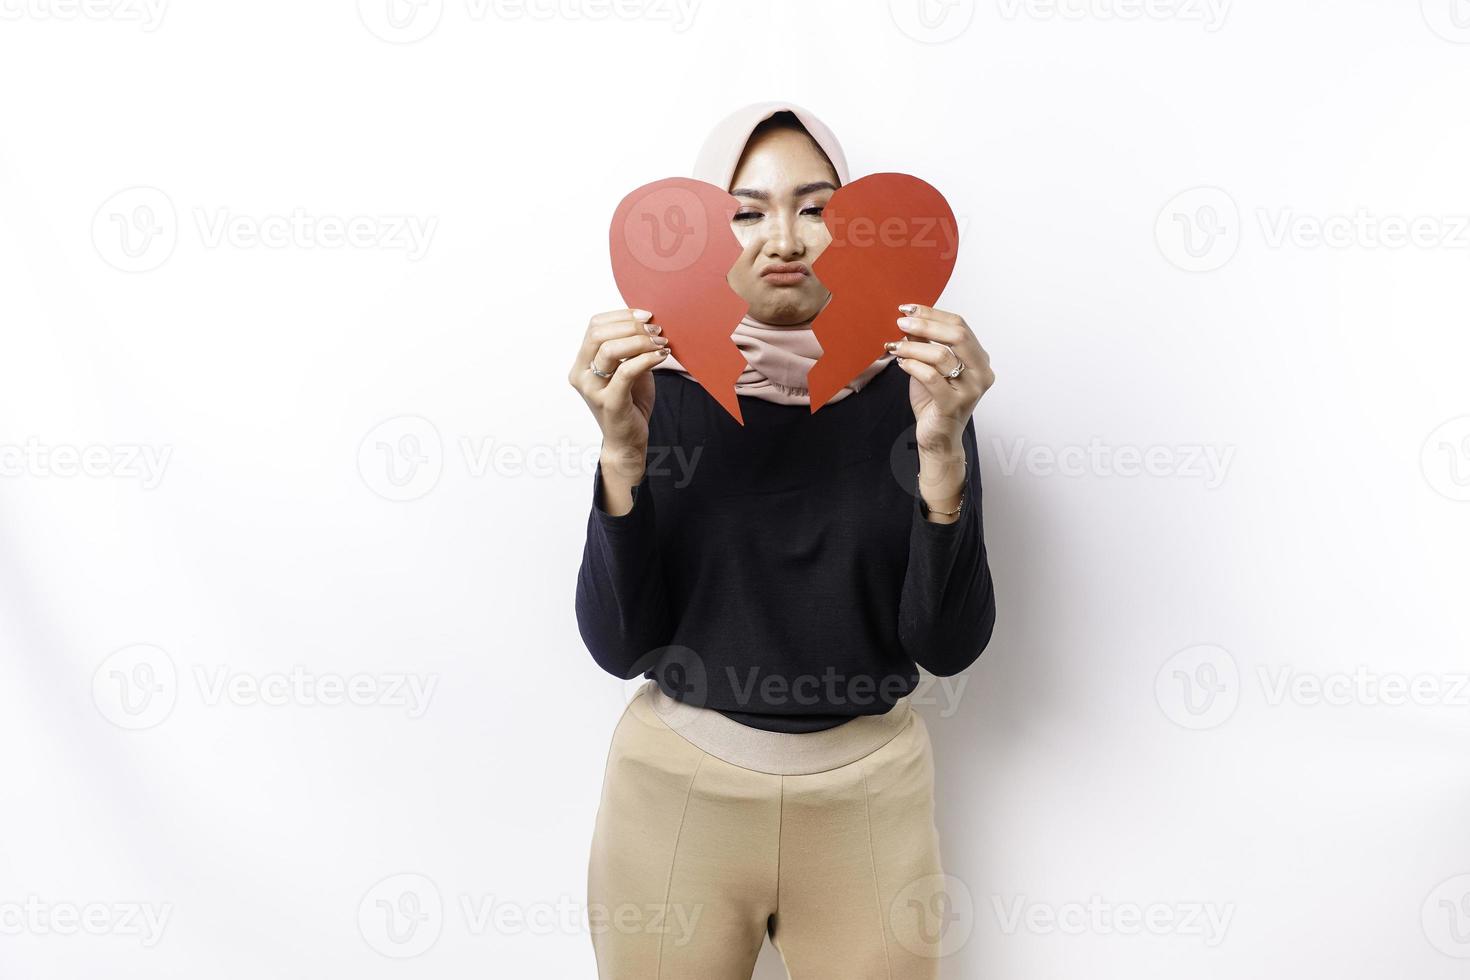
[638,680,914,776]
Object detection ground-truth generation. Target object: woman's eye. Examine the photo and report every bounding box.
[801,205,825,217]
[733,211,761,222]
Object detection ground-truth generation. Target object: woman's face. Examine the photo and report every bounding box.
[725,125,840,325]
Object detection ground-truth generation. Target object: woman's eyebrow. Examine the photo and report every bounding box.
[729,181,838,201]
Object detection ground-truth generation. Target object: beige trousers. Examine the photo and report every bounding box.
[587,681,948,979]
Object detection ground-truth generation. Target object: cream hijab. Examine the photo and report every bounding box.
[651,100,895,407]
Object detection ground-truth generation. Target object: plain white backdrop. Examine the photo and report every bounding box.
[2,0,1469,977]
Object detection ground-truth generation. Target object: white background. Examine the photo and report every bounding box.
[3,0,1469,977]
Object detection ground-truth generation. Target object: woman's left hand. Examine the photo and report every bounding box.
[887,303,996,458]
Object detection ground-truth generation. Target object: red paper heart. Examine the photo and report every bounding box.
[806,173,960,411]
[608,172,958,423]
[609,177,751,425]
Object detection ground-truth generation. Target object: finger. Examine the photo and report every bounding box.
[894,354,962,408]
[897,303,964,327]
[896,313,969,347]
[576,310,659,376]
[590,308,654,327]
[595,332,668,372]
[572,332,667,390]
[892,337,965,380]
[603,348,670,400]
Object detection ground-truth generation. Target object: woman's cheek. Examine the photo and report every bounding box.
[805,225,833,261]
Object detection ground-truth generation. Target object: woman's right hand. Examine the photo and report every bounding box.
[568,308,670,456]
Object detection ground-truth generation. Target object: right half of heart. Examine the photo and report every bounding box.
[806,173,960,412]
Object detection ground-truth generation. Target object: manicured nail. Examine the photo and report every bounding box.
[898,318,917,331]
[657,347,670,356]
[652,335,669,345]
[644,322,661,335]
[884,340,900,352]
[632,309,653,321]
[897,303,919,315]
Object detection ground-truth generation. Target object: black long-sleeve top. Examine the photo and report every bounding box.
[574,358,996,733]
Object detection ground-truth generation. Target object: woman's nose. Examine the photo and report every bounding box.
[763,210,804,258]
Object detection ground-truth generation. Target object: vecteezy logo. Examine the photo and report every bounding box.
[619,185,707,274]
[889,0,976,43]
[618,645,708,734]
[92,187,178,273]
[92,644,179,730]
[890,873,975,958]
[357,416,443,502]
[358,873,443,958]
[1422,874,1470,958]
[1155,186,1241,272]
[1421,416,1470,502]
[1422,0,1470,42]
[1155,644,1240,730]
[357,0,443,43]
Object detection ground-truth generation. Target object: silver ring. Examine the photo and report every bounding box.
[939,344,966,380]
[588,360,613,379]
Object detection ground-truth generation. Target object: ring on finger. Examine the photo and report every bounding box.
[938,343,966,380]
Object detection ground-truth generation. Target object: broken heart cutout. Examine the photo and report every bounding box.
[609,177,751,424]
[806,173,959,411]
[608,173,958,424]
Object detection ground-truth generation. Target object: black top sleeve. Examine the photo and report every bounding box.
[897,415,997,676]
[573,458,674,680]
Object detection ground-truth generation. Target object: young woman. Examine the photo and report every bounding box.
[569,101,997,980]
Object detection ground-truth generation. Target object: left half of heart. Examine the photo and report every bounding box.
[609,177,751,425]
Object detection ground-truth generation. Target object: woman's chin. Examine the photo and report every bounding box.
[749,294,823,325]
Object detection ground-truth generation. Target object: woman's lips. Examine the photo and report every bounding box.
[760,263,810,287]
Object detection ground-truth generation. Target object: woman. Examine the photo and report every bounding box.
[569,101,997,979]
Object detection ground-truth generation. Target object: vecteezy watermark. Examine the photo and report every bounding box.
[1256,209,1470,251]
[1421,0,1470,43]
[92,644,179,730]
[462,895,704,946]
[1422,874,1470,958]
[1155,186,1241,273]
[92,186,436,272]
[1157,186,1470,272]
[192,665,437,717]
[995,0,1231,31]
[1258,666,1470,709]
[1421,416,1470,502]
[358,416,444,503]
[0,439,172,489]
[355,416,703,502]
[890,873,975,958]
[357,873,705,958]
[1155,644,1240,730]
[823,212,969,263]
[92,186,177,273]
[1157,645,1470,730]
[92,645,438,730]
[990,437,1235,489]
[356,0,700,43]
[0,0,168,30]
[722,666,971,718]
[359,874,443,959]
[992,895,1235,946]
[0,897,173,947]
[888,0,976,43]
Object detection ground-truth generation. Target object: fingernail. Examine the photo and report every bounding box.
[897,303,918,315]
[657,347,670,356]
[898,318,916,331]
[884,340,900,352]
[632,309,653,321]
[653,335,669,345]
[644,323,661,335]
